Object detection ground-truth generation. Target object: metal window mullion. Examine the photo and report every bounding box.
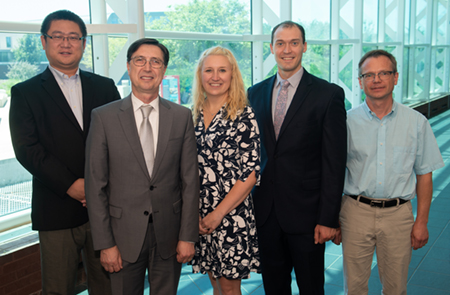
[408,1,417,99]
[252,0,264,84]
[90,0,109,77]
[395,0,405,103]
[331,0,340,85]
[352,0,363,107]
[379,0,386,44]
[445,0,450,92]
[423,0,434,97]
[280,0,291,22]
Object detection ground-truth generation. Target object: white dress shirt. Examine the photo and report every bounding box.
[131,94,159,156]
[49,65,84,129]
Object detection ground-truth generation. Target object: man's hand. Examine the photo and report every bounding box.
[100,245,123,273]
[314,224,337,244]
[411,221,429,250]
[332,227,342,245]
[176,241,195,263]
[67,178,86,206]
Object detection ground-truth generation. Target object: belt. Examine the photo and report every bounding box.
[348,195,408,208]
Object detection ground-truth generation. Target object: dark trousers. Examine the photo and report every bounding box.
[109,222,181,295]
[257,208,325,295]
[39,221,111,295]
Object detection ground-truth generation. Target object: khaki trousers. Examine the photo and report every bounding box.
[39,222,111,295]
[340,195,414,295]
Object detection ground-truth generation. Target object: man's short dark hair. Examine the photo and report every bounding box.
[271,21,306,45]
[358,49,398,75]
[41,10,87,38]
[127,38,170,67]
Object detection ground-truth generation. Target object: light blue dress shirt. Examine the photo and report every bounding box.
[49,66,83,129]
[344,100,444,200]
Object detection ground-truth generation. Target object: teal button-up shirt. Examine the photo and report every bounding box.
[344,100,444,200]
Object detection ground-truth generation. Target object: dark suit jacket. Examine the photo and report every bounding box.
[248,69,347,235]
[85,95,199,263]
[9,67,120,231]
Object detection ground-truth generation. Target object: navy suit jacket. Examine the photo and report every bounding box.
[9,67,120,231]
[248,69,347,234]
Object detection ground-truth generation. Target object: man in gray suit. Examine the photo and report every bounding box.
[85,38,199,295]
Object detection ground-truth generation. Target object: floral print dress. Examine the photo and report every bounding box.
[191,105,261,279]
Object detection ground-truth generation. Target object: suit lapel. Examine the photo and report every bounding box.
[41,67,83,135]
[118,96,151,180]
[80,70,94,136]
[262,76,277,143]
[152,98,173,180]
[278,70,312,139]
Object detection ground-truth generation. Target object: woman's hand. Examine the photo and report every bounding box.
[200,210,223,235]
[198,215,208,235]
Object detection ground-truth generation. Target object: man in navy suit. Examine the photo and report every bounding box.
[248,21,347,295]
[9,10,120,294]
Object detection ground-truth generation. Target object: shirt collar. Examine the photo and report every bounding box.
[48,65,79,79]
[276,67,304,89]
[362,99,396,120]
[131,92,160,114]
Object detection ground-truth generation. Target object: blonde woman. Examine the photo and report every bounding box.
[190,46,261,295]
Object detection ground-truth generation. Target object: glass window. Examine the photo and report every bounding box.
[339,0,355,39]
[436,2,448,46]
[384,0,398,42]
[0,0,90,23]
[6,37,12,49]
[404,0,411,44]
[430,47,447,95]
[303,45,330,81]
[339,45,353,92]
[292,0,330,40]
[80,37,94,72]
[363,0,378,43]
[415,0,428,44]
[144,0,251,35]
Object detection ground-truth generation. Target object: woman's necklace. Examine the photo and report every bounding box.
[204,101,222,117]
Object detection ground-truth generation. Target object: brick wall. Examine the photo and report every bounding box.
[0,244,41,295]
[0,244,87,295]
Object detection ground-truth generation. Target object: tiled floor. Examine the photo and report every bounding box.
[82,109,450,294]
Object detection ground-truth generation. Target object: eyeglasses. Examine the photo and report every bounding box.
[44,34,85,44]
[360,71,395,81]
[130,56,164,69]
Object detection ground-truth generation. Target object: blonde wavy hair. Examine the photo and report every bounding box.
[192,46,248,125]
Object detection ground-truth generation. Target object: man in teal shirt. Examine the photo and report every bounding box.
[334,50,444,295]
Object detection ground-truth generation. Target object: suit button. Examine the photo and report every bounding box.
[144,211,149,216]
[150,186,154,191]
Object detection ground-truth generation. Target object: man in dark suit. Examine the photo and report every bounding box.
[9,10,120,295]
[85,38,199,295]
[248,21,347,295]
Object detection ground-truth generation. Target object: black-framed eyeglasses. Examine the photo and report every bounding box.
[360,71,395,81]
[130,56,164,69]
[44,34,85,43]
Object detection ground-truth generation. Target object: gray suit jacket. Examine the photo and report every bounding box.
[85,95,199,263]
